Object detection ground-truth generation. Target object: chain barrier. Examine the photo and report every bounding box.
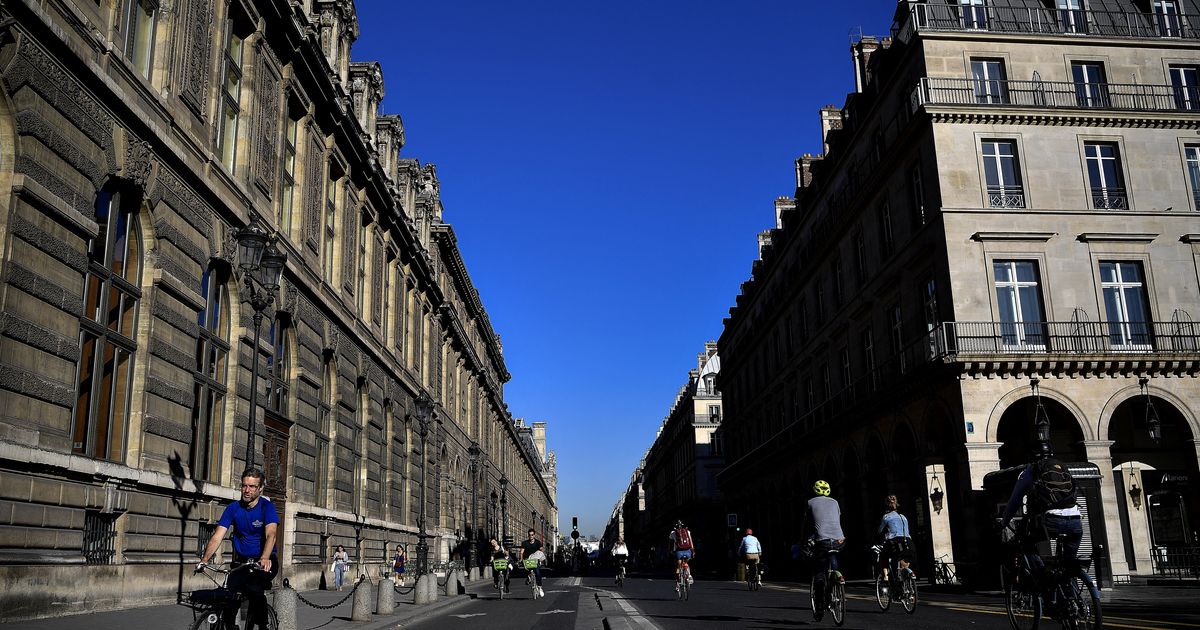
[393,582,416,595]
[283,577,363,610]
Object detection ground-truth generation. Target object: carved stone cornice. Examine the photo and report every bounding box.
[925,107,1200,129]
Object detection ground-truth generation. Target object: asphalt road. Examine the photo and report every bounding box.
[405,571,1200,630]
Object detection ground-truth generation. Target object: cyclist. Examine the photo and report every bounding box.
[489,537,512,593]
[739,528,763,584]
[612,538,630,583]
[1002,440,1082,565]
[801,480,845,620]
[669,520,695,589]
[196,468,279,630]
[877,495,914,589]
[518,528,545,598]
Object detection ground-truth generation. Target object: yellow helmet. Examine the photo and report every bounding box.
[813,480,831,496]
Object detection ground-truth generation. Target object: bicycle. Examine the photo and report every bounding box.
[745,557,763,591]
[187,562,278,630]
[491,558,512,600]
[1000,523,1102,630]
[523,558,544,599]
[614,557,627,587]
[872,544,917,613]
[675,557,693,601]
[933,554,959,586]
[808,544,845,626]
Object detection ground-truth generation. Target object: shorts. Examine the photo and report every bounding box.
[744,553,761,562]
[675,549,693,561]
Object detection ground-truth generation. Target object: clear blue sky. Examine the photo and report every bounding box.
[353,0,900,537]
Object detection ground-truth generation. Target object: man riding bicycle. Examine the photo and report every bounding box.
[518,528,546,598]
[197,468,279,630]
[801,480,845,620]
[738,528,763,583]
[877,495,914,587]
[612,538,629,584]
[1002,440,1082,565]
[669,520,695,587]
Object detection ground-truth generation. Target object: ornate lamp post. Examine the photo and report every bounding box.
[414,392,434,576]
[499,474,509,548]
[1139,377,1163,444]
[235,217,286,470]
[467,442,481,572]
[1030,378,1051,453]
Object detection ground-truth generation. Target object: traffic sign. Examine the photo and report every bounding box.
[727,513,737,527]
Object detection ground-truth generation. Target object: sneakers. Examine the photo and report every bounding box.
[537,586,545,597]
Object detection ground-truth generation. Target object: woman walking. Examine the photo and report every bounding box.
[331,544,349,591]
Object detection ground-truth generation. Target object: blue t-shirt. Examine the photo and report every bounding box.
[218,498,279,559]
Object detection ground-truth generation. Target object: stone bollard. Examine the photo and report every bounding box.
[376,576,394,615]
[443,571,456,597]
[351,578,374,621]
[273,582,298,630]
[468,566,478,581]
[413,574,434,605]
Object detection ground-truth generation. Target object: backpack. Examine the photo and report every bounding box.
[1031,458,1077,511]
[675,527,693,550]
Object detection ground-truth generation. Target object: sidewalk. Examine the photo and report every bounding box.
[0,577,490,630]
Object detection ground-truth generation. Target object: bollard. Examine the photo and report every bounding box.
[376,576,394,615]
[468,566,478,581]
[443,571,456,597]
[273,582,298,630]
[413,574,434,605]
[351,578,374,621]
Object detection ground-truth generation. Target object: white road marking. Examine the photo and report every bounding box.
[450,613,488,618]
[582,587,664,630]
[536,609,575,615]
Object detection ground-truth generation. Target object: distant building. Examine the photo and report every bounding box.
[718,0,1200,586]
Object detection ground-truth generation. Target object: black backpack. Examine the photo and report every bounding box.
[1031,458,1077,511]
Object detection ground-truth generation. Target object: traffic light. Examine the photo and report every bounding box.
[572,516,578,530]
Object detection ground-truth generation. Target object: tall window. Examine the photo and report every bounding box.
[279,115,299,236]
[960,0,988,29]
[382,260,392,346]
[854,230,867,285]
[1072,62,1109,108]
[923,277,940,358]
[1154,0,1182,37]
[879,202,894,258]
[356,219,367,313]
[322,175,337,283]
[121,0,157,79]
[1057,0,1088,34]
[74,190,142,461]
[971,58,1007,104]
[839,347,851,392]
[266,318,290,414]
[832,258,844,308]
[982,140,1024,208]
[861,329,877,391]
[217,27,246,172]
[1185,145,1200,209]
[910,166,927,226]
[1084,142,1127,209]
[1170,65,1200,110]
[993,261,1046,348]
[316,358,334,508]
[191,266,229,481]
[889,304,904,372]
[1100,262,1152,348]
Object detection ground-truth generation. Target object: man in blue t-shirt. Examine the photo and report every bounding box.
[198,469,280,630]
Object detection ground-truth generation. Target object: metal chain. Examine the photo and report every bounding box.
[393,583,416,594]
[284,577,363,610]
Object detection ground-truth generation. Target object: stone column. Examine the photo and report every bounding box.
[964,442,1003,490]
[1083,440,1130,578]
[924,463,954,565]
[1119,462,1155,574]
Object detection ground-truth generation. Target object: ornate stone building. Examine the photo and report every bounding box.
[718,0,1200,586]
[0,0,553,620]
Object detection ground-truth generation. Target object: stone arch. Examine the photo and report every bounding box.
[1099,383,1200,446]
[985,381,1093,443]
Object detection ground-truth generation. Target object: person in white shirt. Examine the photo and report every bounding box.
[739,529,763,582]
[612,538,630,583]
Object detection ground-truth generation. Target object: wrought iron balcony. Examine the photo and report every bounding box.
[1091,187,1128,210]
[913,77,1200,113]
[987,185,1026,209]
[941,320,1200,356]
[894,3,1200,41]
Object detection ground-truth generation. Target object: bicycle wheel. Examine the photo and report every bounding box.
[810,575,820,617]
[901,572,918,614]
[875,571,892,611]
[830,579,846,626]
[1004,573,1041,630]
[265,604,279,630]
[188,607,224,630]
[1064,574,1101,630]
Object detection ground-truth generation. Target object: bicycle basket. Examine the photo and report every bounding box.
[523,559,539,570]
[492,559,510,571]
[186,587,237,607]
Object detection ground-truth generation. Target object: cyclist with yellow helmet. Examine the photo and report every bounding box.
[802,480,845,619]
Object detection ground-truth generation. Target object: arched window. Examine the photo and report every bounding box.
[73,189,142,461]
[191,264,230,480]
[266,317,290,414]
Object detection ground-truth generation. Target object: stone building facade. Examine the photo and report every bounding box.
[0,0,552,621]
[718,0,1200,586]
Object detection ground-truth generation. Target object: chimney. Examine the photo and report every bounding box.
[851,35,881,93]
[819,106,842,155]
[532,422,547,462]
[774,197,796,229]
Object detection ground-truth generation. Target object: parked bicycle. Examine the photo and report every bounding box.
[872,544,917,613]
[186,562,278,630]
[933,554,959,586]
[809,546,846,626]
[1000,521,1102,630]
[675,556,693,601]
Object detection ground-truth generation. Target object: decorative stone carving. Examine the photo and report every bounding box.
[123,136,156,191]
[281,281,298,316]
[252,43,281,194]
[180,0,214,117]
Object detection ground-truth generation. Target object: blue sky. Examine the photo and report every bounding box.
[353,0,901,537]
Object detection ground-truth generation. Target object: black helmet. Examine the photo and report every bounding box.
[1031,440,1054,460]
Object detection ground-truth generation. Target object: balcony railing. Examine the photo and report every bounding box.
[913,77,1200,113]
[987,185,1026,209]
[941,321,1200,356]
[895,3,1200,42]
[1091,187,1128,210]
[1151,546,1200,579]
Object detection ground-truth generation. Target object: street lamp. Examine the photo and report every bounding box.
[414,392,435,576]
[500,474,509,548]
[468,442,481,572]
[1030,378,1051,452]
[235,217,286,470]
[1139,377,1163,444]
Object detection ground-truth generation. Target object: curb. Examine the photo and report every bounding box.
[353,590,477,630]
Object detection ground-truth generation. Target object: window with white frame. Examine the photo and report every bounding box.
[960,0,988,29]
[1170,64,1200,110]
[879,202,894,258]
[121,0,157,79]
[1154,0,1182,37]
[993,260,1046,348]
[322,173,338,284]
[216,25,247,172]
[861,329,877,391]
[971,58,1007,104]
[1084,142,1127,209]
[1100,261,1152,348]
[279,114,300,236]
[1072,62,1109,107]
[982,140,1024,208]
[191,265,229,481]
[1185,145,1200,209]
[1057,0,1088,33]
[910,166,927,227]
